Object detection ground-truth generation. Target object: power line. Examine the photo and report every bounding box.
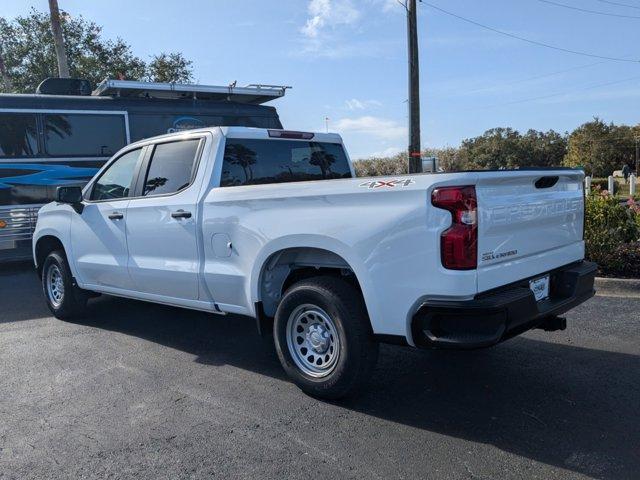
[537,0,640,19]
[473,74,640,109]
[594,0,640,11]
[465,50,635,95]
[422,2,640,62]
[463,59,608,95]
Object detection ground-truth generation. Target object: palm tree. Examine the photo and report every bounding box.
[225,143,257,183]
[0,115,38,156]
[48,0,70,78]
[309,150,337,178]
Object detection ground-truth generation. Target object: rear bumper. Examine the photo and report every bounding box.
[411,260,597,349]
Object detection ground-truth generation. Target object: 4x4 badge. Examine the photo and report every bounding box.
[359,178,415,189]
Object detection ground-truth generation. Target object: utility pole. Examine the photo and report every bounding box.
[48,0,70,78]
[406,0,422,173]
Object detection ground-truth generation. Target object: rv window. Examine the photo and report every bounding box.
[127,113,280,141]
[0,114,39,157]
[44,113,127,157]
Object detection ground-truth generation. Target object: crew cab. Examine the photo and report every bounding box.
[33,127,596,399]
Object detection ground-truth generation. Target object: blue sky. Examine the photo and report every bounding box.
[4,0,640,158]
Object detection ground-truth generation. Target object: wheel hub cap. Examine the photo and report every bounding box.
[307,324,330,353]
[46,264,65,308]
[285,304,340,378]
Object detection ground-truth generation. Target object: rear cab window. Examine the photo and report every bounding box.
[220,139,352,187]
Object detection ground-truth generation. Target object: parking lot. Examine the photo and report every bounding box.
[0,262,638,480]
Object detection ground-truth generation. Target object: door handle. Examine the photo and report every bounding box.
[171,209,192,219]
[108,212,124,220]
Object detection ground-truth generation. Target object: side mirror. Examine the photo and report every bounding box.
[56,186,84,213]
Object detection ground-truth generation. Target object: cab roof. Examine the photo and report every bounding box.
[126,127,344,149]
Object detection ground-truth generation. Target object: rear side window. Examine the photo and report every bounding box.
[91,148,142,201]
[44,113,127,157]
[220,139,352,187]
[142,139,201,196]
[0,113,39,157]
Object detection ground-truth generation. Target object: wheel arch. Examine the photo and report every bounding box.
[250,237,379,329]
[34,234,66,277]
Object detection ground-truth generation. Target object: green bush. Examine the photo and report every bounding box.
[590,177,640,197]
[590,178,609,191]
[597,241,640,278]
[584,193,639,269]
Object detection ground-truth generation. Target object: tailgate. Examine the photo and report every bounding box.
[476,170,585,292]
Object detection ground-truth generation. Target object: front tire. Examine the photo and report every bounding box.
[273,276,379,400]
[42,250,88,319]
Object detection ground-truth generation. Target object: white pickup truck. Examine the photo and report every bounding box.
[33,127,596,399]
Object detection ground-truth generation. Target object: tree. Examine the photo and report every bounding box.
[520,129,568,168]
[48,0,69,78]
[458,128,521,170]
[147,52,193,84]
[224,143,257,184]
[457,127,567,170]
[0,39,12,90]
[563,118,639,177]
[0,9,194,93]
[424,147,463,172]
[309,150,337,177]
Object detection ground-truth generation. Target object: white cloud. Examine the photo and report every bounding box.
[333,116,407,140]
[301,0,361,38]
[345,98,383,110]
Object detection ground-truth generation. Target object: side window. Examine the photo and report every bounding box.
[220,139,352,187]
[44,113,127,157]
[90,148,142,201]
[142,139,200,196]
[0,113,39,157]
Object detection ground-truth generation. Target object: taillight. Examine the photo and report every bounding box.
[431,185,478,270]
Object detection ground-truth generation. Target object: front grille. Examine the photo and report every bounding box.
[0,206,41,246]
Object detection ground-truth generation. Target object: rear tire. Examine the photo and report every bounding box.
[42,250,88,319]
[273,275,379,400]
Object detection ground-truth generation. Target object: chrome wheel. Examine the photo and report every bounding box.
[46,264,65,308]
[286,304,340,378]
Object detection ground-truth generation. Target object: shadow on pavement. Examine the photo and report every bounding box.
[0,261,49,323]
[1,264,638,479]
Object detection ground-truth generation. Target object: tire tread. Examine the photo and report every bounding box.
[273,275,378,399]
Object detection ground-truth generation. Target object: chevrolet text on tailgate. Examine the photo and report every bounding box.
[33,127,596,399]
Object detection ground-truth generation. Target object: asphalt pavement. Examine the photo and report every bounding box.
[0,261,638,480]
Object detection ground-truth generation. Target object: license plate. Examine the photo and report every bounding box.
[529,275,550,302]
